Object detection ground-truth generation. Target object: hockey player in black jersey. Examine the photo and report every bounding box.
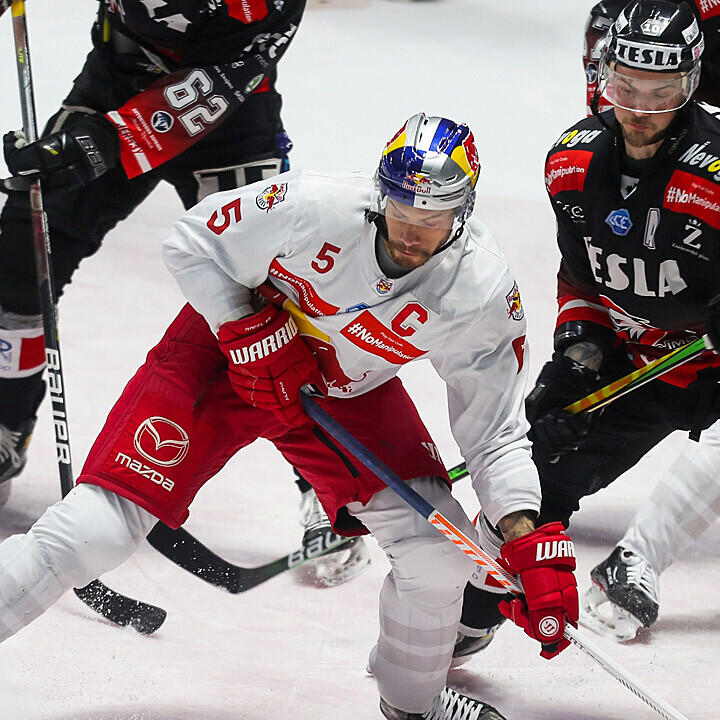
[0,0,369,584]
[581,0,720,642]
[453,0,720,661]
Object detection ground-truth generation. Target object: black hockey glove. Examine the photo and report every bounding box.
[525,352,599,455]
[3,113,118,193]
[706,294,720,353]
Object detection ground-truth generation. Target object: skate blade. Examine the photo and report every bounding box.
[580,584,642,642]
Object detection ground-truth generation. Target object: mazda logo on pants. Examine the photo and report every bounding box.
[133,416,190,467]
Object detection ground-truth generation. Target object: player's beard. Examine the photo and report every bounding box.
[619,118,668,149]
[383,238,432,269]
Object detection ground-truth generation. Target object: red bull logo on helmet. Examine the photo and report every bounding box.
[256,183,287,213]
[401,172,432,195]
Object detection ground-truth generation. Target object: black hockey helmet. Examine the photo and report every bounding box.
[598,1,703,112]
[584,1,630,114]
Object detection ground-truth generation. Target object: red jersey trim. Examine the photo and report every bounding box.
[269,260,340,317]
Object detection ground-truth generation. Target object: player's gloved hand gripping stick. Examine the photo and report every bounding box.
[301,395,691,720]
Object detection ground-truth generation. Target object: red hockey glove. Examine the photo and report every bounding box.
[498,522,578,659]
[217,305,326,427]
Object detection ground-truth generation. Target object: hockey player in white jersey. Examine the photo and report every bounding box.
[582,419,720,641]
[0,114,578,719]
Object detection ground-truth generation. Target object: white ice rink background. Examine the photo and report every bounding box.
[0,1,719,718]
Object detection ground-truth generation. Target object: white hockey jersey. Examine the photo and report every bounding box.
[163,169,540,525]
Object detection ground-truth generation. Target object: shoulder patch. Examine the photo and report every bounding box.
[545,150,593,196]
[506,282,524,321]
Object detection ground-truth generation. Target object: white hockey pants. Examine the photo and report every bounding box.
[621,420,720,574]
[347,477,476,714]
[0,483,155,642]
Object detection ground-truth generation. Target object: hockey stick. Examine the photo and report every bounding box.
[150,333,714,590]
[446,333,714,485]
[301,395,690,720]
[147,522,355,593]
[10,0,166,635]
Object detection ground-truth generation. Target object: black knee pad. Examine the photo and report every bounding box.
[460,582,507,630]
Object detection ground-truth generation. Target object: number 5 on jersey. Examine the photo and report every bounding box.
[312,242,341,273]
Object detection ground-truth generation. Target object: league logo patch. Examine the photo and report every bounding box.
[133,416,190,468]
[375,278,393,295]
[506,282,524,321]
[256,183,287,212]
[151,111,173,133]
[605,208,632,236]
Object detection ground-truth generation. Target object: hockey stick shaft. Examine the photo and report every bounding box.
[10,1,165,634]
[301,395,689,720]
[566,335,711,415]
[11,0,72,492]
[447,334,713,485]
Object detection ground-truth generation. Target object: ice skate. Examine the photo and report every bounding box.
[580,546,659,642]
[300,487,370,586]
[0,418,35,508]
[380,687,507,720]
[451,620,505,668]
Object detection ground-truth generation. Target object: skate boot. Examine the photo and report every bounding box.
[451,620,505,668]
[380,687,507,720]
[0,418,36,508]
[581,546,659,642]
[299,487,370,586]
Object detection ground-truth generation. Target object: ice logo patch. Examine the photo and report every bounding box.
[151,111,174,133]
[605,208,633,236]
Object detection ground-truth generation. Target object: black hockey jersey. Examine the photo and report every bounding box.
[98,0,305,177]
[546,103,720,387]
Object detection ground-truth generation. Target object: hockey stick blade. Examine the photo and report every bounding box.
[147,522,354,593]
[73,579,167,634]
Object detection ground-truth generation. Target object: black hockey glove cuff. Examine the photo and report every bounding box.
[3,113,119,193]
[705,294,720,353]
[525,352,600,455]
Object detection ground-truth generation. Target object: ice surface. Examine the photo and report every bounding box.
[0,1,718,718]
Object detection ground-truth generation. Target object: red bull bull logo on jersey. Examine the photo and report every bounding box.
[256,183,287,212]
[506,282,524,321]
